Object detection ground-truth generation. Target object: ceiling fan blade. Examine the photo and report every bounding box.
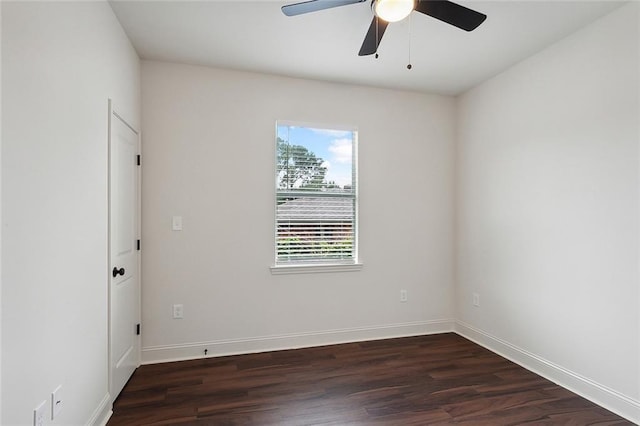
[282,0,366,17]
[358,17,389,56]
[415,0,486,31]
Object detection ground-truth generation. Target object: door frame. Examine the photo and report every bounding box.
[107,98,142,401]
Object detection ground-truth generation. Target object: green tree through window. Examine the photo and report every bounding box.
[277,137,327,191]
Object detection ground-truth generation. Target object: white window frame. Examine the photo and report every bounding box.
[271,121,362,275]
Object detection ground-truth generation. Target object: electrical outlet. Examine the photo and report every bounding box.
[400,289,408,302]
[51,385,63,420]
[473,293,480,307]
[34,400,46,426]
[173,304,184,319]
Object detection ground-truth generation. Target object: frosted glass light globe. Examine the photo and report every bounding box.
[373,0,415,23]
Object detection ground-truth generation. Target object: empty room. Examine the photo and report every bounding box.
[1,0,639,424]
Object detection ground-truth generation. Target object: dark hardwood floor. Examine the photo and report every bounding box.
[108,333,632,425]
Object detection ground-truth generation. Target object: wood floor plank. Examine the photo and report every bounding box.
[108,333,632,425]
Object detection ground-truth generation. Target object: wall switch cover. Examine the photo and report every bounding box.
[172,216,183,231]
[473,293,480,307]
[51,385,63,420]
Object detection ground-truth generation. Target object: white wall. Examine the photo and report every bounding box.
[456,2,639,422]
[140,61,456,362]
[1,2,140,425]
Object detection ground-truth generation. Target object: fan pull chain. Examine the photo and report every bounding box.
[407,13,412,70]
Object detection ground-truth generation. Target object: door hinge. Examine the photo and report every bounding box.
[137,239,141,251]
[136,154,141,166]
[136,324,141,335]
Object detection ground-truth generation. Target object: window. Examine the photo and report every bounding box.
[273,122,359,272]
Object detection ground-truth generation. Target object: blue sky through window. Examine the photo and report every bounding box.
[277,124,354,188]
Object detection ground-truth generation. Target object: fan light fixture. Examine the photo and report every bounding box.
[372,0,415,23]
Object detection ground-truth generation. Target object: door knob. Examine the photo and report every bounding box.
[112,267,125,277]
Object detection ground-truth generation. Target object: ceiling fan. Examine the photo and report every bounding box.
[282,0,487,56]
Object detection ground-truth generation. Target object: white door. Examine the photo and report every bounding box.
[109,101,141,400]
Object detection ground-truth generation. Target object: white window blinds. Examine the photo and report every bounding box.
[275,123,357,266]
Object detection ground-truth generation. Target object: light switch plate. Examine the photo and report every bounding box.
[473,293,480,307]
[51,385,63,420]
[172,216,183,231]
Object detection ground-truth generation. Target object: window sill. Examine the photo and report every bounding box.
[270,263,363,275]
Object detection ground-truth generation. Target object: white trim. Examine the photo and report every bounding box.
[270,262,363,275]
[86,393,112,426]
[106,98,114,403]
[136,130,142,369]
[142,319,454,364]
[276,119,358,134]
[455,321,640,424]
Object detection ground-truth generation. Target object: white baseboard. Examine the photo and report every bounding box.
[86,393,112,426]
[141,319,455,364]
[455,321,640,425]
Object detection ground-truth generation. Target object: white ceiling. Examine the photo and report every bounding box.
[109,0,626,95]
